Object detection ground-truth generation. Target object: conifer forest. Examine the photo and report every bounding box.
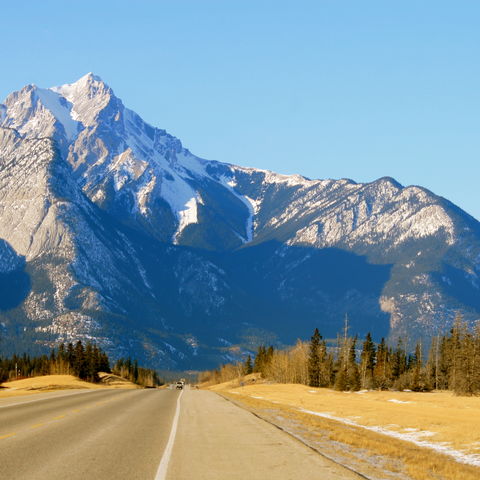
[0,341,161,387]
[201,315,480,396]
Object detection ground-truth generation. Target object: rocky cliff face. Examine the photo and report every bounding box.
[1,74,479,368]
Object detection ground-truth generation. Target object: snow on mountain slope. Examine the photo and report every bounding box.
[1,74,461,254]
[0,125,185,363]
[1,73,480,368]
[51,73,113,126]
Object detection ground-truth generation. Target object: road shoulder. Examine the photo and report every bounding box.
[167,388,362,480]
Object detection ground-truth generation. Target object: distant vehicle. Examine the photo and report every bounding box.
[175,381,184,389]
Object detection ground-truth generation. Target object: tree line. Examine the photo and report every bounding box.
[199,314,480,396]
[0,340,161,387]
[112,357,161,387]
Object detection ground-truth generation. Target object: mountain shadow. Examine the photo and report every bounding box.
[214,241,393,344]
[0,240,30,311]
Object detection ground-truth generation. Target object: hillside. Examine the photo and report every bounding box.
[1,74,479,368]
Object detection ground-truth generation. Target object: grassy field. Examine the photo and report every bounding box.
[210,381,480,480]
[0,373,138,398]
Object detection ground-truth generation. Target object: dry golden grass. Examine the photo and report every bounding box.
[211,382,480,480]
[97,372,139,389]
[0,373,138,398]
[204,372,262,390]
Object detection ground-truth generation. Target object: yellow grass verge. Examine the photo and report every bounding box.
[202,372,262,390]
[0,373,138,398]
[97,372,139,389]
[211,382,480,480]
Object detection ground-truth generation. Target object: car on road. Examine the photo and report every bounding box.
[175,381,184,389]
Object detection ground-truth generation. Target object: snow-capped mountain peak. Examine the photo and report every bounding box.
[1,74,480,369]
[50,72,114,127]
[1,83,77,141]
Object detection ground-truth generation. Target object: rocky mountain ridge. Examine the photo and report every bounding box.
[0,74,479,368]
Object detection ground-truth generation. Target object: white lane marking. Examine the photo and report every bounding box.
[0,389,99,409]
[155,388,184,480]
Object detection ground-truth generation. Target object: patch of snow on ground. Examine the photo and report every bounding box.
[388,399,413,404]
[300,409,480,467]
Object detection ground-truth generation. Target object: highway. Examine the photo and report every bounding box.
[0,388,361,479]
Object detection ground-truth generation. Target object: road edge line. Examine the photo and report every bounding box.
[155,388,184,480]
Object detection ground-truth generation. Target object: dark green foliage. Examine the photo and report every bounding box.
[360,332,376,389]
[202,319,480,396]
[308,328,322,387]
[346,336,360,391]
[0,342,159,387]
[253,345,274,375]
[391,338,407,380]
[112,357,161,387]
[0,341,109,383]
[243,355,253,375]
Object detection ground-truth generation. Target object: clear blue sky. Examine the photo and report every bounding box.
[1,1,479,219]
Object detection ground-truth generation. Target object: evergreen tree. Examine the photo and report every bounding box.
[374,338,391,389]
[308,328,322,387]
[73,340,86,379]
[133,360,139,383]
[318,337,331,387]
[244,355,253,375]
[392,338,407,380]
[254,346,267,374]
[360,332,376,389]
[346,336,360,391]
[410,341,425,391]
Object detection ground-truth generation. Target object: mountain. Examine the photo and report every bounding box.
[1,73,479,368]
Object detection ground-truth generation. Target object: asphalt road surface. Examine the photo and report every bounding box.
[0,387,362,479]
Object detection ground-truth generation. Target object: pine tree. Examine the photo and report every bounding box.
[244,355,253,375]
[374,338,391,389]
[334,363,348,391]
[308,328,322,387]
[254,346,266,374]
[73,340,86,379]
[67,342,75,367]
[411,341,423,391]
[426,336,440,389]
[360,332,376,389]
[392,338,407,381]
[346,336,360,391]
[318,337,331,387]
[133,360,139,383]
[450,313,469,394]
